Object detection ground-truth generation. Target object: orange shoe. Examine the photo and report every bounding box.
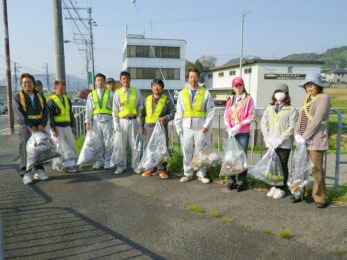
[159,172,169,179]
[142,171,151,177]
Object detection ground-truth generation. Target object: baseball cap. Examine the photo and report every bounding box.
[106,78,115,83]
[35,80,43,86]
[274,83,289,93]
[299,72,324,88]
[232,77,244,87]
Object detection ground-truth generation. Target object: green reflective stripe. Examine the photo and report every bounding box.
[230,96,249,123]
[268,105,290,132]
[145,94,167,124]
[50,94,71,122]
[300,94,323,121]
[182,87,206,118]
[117,87,138,118]
[92,89,112,115]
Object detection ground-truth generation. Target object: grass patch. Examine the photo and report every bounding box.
[262,230,271,235]
[278,229,291,239]
[222,216,234,223]
[75,136,85,155]
[327,186,347,203]
[209,210,220,218]
[187,204,205,213]
[167,150,183,173]
[332,250,343,257]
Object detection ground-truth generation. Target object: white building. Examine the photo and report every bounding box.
[203,59,324,108]
[122,34,186,91]
[322,69,347,83]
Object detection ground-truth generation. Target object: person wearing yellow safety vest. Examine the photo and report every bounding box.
[174,68,215,184]
[85,73,114,170]
[224,77,254,191]
[47,79,77,173]
[294,72,331,208]
[260,83,298,199]
[138,79,176,179]
[35,80,50,101]
[112,71,143,175]
[12,73,49,184]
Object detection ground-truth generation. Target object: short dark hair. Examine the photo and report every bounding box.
[20,73,35,84]
[151,79,164,89]
[271,90,291,106]
[187,67,200,78]
[120,71,131,79]
[54,79,66,89]
[94,73,106,81]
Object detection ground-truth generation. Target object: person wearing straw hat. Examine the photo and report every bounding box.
[293,72,331,208]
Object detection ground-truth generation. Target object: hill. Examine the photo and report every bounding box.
[281,45,347,69]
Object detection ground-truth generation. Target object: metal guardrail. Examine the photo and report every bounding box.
[0,216,4,260]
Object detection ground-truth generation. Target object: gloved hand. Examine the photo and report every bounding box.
[159,118,165,124]
[228,124,241,137]
[177,127,183,136]
[264,138,272,148]
[295,134,306,145]
[114,124,120,132]
[271,138,282,148]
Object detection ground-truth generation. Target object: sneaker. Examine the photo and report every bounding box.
[34,169,49,181]
[92,162,103,170]
[273,188,285,199]
[198,176,210,184]
[133,168,142,174]
[290,196,302,203]
[159,172,169,179]
[227,183,238,190]
[114,168,125,175]
[142,171,151,177]
[315,202,328,208]
[180,175,193,183]
[22,173,32,185]
[267,187,276,198]
[104,162,113,170]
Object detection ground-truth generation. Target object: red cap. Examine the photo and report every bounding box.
[232,77,244,87]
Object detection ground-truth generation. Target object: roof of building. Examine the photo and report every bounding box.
[126,34,186,43]
[206,59,325,72]
[322,69,347,74]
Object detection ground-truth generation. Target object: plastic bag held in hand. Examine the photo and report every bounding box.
[287,143,314,199]
[220,136,248,176]
[52,133,77,171]
[77,130,102,166]
[295,134,306,145]
[249,147,285,186]
[26,132,60,170]
[137,122,170,172]
[228,124,240,137]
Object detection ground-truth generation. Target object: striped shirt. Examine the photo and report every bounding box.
[299,97,311,135]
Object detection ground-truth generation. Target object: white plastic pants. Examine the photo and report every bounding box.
[92,120,113,165]
[182,126,207,178]
[116,118,139,169]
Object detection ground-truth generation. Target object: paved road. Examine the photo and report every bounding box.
[0,133,346,259]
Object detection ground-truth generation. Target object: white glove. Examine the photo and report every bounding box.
[264,138,272,148]
[177,127,183,136]
[271,138,282,148]
[114,124,120,132]
[229,124,241,137]
[295,134,306,145]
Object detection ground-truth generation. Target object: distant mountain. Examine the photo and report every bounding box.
[281,45,347,69]
[224,56,262,66]
[0,73,87,92]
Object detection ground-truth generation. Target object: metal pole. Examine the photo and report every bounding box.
[43,62,49,91]
[239,11,250,78]
[3,0,14,134]
[88,8,95,89]
[0,216,4,260]
[53,0,66,81]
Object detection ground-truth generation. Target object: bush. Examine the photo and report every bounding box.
[167,150,183,173]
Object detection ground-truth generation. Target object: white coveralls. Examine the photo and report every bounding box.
[174,86,215,177]
[112,87,143,170]
[85,88,114,166]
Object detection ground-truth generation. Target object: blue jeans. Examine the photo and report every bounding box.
[229,133,249,186]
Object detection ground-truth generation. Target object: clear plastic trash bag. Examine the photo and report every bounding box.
[189,131,221,172]
[77,130,102,166]
[137,122,169,172]
[287,144,314,199]
[220,136,248,177]
[110,131,123,167]
[52,132,77,171]
[26,132,60,170]
[249,147,285,186]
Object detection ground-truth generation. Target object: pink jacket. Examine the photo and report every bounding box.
[224,94,255,133]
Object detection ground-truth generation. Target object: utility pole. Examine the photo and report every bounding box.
[239,11,250,78]
[2,0,14,134]
[13,62,21,92]
[43,63,49,92]
[53,0,66,81]
[79,48,89,89]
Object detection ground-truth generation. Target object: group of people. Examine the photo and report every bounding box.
[13,68,331,208]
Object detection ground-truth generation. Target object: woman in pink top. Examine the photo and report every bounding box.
[224,77,255,191]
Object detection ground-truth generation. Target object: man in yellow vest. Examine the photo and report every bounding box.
[138,79,176,179]
[35,80,50,100]
[174,68,215,184]
[85,73,114,169]
[12,73,49,184]
[106,78,117,92]
[112,71,143,175]
[47,79,77,173]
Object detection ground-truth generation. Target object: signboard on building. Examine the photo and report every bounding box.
[292,67,320,73]
[261,66,288,73]
[264,74,306,80]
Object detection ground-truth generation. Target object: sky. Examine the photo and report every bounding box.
[0,0,346,84]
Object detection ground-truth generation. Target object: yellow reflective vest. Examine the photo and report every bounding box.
[43,91,49,101]
[50,95,71,123]
[19,91,44,120]
[182,87,206,118]
[116,87,138,118]
[145,94,167,124]
[92,89,112,115]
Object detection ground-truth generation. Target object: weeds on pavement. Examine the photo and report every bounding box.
[278,229,291,239]
[209,210,220,218]
[187,204,205,213]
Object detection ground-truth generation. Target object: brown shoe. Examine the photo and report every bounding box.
[159,172,169,179]
[142,171,151,177]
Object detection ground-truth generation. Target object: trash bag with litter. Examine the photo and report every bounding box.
[77,130,102,166]
[52,134,77,171]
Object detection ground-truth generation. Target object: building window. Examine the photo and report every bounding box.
[229,70,236,76]
[218,72,224,77]
[244,68,252,74]
[128,68,180,80]
[126,45,180,58]
[288,66,293,73]
[208,73,213,79]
